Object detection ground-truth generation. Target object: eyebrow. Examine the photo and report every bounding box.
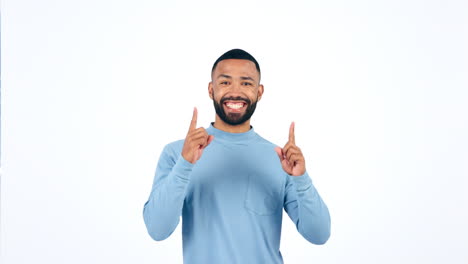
[217,74,232,79]
[240,76,255,82]
[216,74,255,82]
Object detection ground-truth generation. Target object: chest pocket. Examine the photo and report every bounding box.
[244,173,282,215]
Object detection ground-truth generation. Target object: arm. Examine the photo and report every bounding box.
[143,144,193,241]
[284,172,331,244]
[275,122,331,244]
[143,108,213,241]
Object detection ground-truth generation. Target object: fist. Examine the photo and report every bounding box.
[181,107,214,164]
[274,122,306,176]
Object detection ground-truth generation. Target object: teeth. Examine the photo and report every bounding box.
[226,103,243,109]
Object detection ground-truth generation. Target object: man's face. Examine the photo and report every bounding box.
[209,59,264,126]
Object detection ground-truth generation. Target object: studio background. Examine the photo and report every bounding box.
[1,0,467,263]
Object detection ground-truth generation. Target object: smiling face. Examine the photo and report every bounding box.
[209,59,264,128]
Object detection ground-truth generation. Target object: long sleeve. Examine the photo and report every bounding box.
[143,142,193,241]
[284,172,331,245]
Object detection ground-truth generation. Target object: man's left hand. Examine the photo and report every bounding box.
[275,122,306,176]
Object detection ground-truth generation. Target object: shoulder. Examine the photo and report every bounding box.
[250,133,282,160]
[161,139,185,158]
[254,133,279,148]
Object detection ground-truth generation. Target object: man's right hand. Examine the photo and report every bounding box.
[181,107,214,164]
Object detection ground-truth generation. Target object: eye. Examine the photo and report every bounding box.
[220,81,230,85]
[242,82,253,86]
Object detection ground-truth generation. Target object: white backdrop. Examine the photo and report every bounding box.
[2,0,468,263]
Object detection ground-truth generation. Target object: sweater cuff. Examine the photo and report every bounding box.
[171,155,194,181]
[290,172,313,192]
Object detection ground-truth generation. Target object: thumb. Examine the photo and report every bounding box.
[274,147,284,161]
[206,135,215,146]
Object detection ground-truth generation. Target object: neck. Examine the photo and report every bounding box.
[213,115,251,133]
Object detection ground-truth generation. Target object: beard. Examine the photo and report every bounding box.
[212,93,258,126]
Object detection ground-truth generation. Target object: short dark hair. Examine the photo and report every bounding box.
[211,49,261,77]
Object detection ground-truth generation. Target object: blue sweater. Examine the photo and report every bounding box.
[143,124,330,263]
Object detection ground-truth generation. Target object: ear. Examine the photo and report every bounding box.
[257,84,264,102]
[208,82,213,100]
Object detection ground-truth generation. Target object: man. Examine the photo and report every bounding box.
[143,49,331,263]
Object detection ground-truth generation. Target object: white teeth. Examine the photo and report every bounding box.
[226,103,243,109]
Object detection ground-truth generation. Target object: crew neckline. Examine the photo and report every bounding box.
[206,122,257,142]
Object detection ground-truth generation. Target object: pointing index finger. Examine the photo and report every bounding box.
[189,107,198,131]
[289,122,295,144]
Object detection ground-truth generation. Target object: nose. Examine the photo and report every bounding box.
[226,82,245,99]
[231,80,243,92]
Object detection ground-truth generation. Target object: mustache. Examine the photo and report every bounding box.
[220,96,251,105]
